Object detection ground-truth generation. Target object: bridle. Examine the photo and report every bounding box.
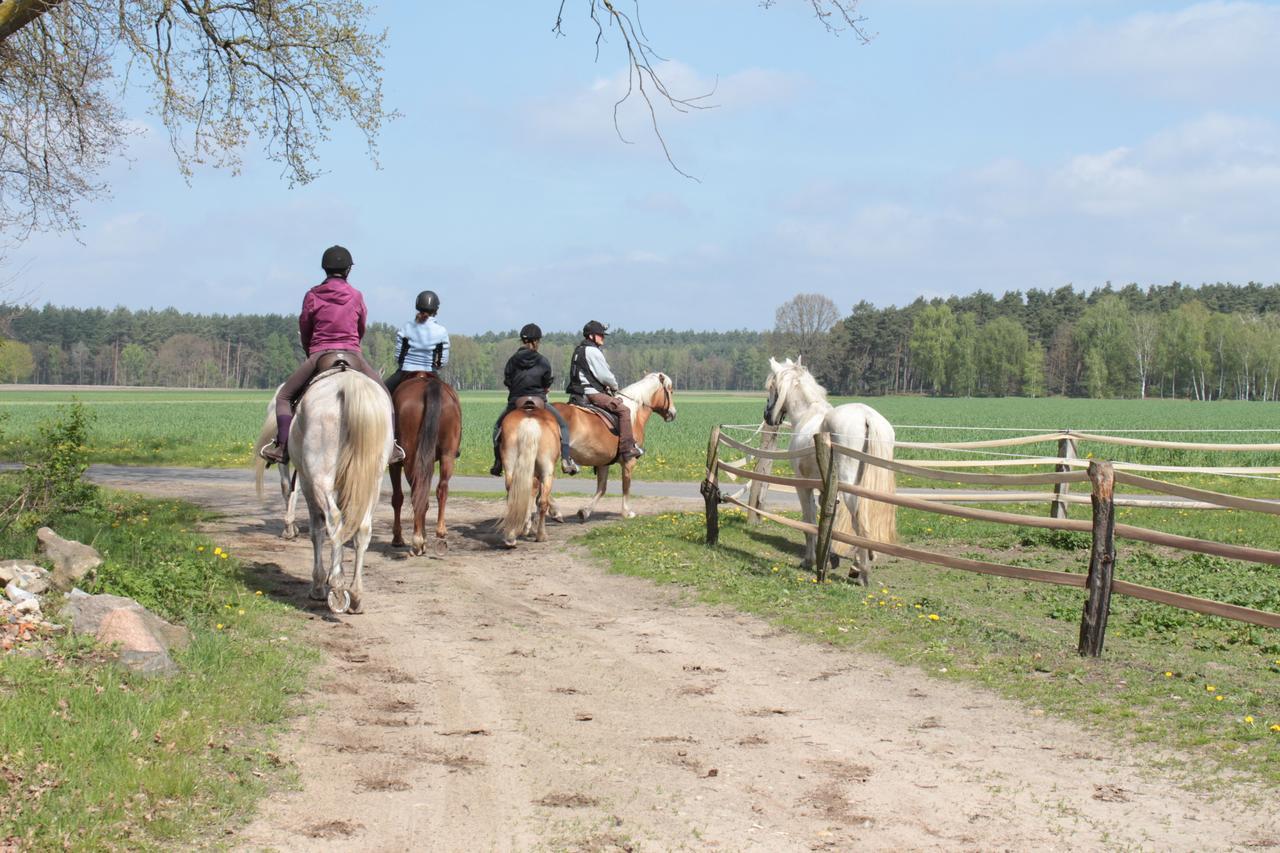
[621,378,675,422]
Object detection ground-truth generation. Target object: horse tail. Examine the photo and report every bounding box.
[500,416,541,543]
[411,378,443,520]
[859,412,897,545]
[253,394,279,499]
[334,372,390,542]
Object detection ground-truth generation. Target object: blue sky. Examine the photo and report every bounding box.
[7,0,1280,334]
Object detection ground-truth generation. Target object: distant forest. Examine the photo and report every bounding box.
[3,281,1280,400]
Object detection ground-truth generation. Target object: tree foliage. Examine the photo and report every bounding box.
[0,0,391,234]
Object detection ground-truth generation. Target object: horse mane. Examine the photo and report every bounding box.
[620,371,665,399]
[779,363,827,406]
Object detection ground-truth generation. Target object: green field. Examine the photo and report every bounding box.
[3,388,1280,484]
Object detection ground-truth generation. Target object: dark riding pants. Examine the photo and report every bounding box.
[587,393,636,452]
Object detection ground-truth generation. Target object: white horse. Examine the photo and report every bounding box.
[255,386,302,539]
[764,357,897,584]
[255,370,393,613]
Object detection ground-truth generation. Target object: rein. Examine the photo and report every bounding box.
[621,380,673,418]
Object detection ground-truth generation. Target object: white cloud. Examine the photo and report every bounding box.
[1003,2,1280,101]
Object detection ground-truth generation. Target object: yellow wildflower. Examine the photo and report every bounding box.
[928,614,940,621]
[1164,672,1173,678]
[1244,716,1254,724]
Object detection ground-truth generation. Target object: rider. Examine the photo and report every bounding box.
[260,245,403,465]
[566,320,642,461]
[385,290,450,397]
[490,323,580,477]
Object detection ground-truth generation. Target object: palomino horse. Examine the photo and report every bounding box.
[764,357,896,585]
[389,372,462,555]
[255,369,393,613]
[552,372,676,520]
[498,400,561,547]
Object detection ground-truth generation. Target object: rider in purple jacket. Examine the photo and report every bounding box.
[260,245,402,464]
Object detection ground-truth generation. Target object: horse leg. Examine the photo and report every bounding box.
[349,513,372,614]
[279,465,298,540]
[412,457,436,556]
[307,503,327,600]
[535,475,551,542]
[577,466,609,521]
[435,454,454,542]
[390,461,405,547]
[797,486,818,569]
[324,494,345,595]
[620,459,636,519]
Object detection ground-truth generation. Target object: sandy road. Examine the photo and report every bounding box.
[95,469,1277,852]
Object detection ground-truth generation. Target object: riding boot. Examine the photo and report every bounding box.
[388,412,405,464]
[490,441,503,477]
[260,413,292,465]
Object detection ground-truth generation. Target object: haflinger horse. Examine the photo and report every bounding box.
[764,357,896,585]
[254,369,393,613]
[498,399,561,547]
[389,372,462,556]
[255,385,302,540]
[552,372,676,520]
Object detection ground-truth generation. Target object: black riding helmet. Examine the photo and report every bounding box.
[582,320,608,338]
[321,245,353,274]
[520,323,542,342]
[416,290,440,313]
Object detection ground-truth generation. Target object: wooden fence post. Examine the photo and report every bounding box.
[1078,460,1116,657]
[701,426,722,547]
[1050,432,1079,519]
[813,432,839,583]
[747,423,777,525]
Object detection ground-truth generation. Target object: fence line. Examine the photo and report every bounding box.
[700,426,1280,656]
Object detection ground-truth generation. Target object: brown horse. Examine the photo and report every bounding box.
[551,372,676,520]
[498,401,561,547]
[390,372,462,555]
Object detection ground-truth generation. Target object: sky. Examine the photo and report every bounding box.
[6,0,1280,335]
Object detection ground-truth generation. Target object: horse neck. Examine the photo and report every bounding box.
[784,379,830,423]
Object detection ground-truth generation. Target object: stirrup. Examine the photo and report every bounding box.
[260,442,288,466]
[389,442,406,464]
[562,458,580,476]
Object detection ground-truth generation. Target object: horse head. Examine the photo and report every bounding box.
[764,357,799,426]
[648,372,677,422]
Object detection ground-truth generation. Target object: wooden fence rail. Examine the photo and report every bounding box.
[702,427,1280,657]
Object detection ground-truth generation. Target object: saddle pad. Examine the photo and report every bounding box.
[569,402,620,436]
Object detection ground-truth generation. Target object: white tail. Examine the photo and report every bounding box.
[332,372,390,542]
[500,417,541,543]
[858,413,897,545]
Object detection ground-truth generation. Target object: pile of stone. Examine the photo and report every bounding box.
[2,528,190,675]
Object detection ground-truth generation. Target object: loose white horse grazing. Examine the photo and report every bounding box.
[764,357,897,584]
[255,386,302,539]
[255,370,393,613]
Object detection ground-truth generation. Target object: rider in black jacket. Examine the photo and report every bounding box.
[490,323,579,476]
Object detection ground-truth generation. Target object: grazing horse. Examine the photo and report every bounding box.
[552,372,676,520]
[254,369,393,612]
[498,401,561,547]
[764,357,896,585]
[389,372,462,555]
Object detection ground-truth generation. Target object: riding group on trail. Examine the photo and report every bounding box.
[254,245,678,611]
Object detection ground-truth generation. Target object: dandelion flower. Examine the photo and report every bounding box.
[220,553,228,560]
[1164,672,1173,678]
[238,609,245,615]
[197,546,205,552]
[256,590,264,596]
[1206,685,1216,692]
[1244,716,1254,724]
[216,623,224,630]
[1215,695,1224,702]
[928,614,940,621]
[1271,724,1280,733]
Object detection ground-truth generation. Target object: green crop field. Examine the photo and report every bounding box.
[2,388,1280,486]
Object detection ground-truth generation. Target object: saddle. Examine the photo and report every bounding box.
[290,351,356,409]
[567,395,620,435]
[514,395,546,412]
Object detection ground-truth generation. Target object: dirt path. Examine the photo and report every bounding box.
[100,471,1277,852]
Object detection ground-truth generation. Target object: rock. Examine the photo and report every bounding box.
[61,590,191,676]
[37,528,103,591]
[14,598,41,617]
[1,563,52,596]
[0,560,40,584]
[5,582,36,604]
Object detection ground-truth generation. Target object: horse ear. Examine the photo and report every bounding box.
[769,357,781,371]
[796,355,804,367]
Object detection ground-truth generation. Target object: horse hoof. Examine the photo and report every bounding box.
[432,538,449,556]
[624,511,637,520]
[502,539,517,549]
[391,536,405,547]
[282,526,297,541]
[327,588,351,613]
[550,512,564,524]
[309,587,326,601]
[577,509,589,521]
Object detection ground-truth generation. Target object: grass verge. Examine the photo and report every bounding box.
[579,505,1280,786]
[0,476,316,850]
